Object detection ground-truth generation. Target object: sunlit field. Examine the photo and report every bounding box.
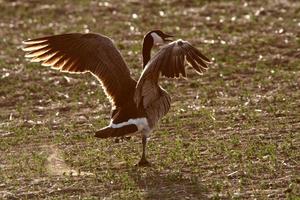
[0,0,299,199]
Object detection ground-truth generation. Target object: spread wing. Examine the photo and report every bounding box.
[134,39,211,128]
[22,33,136,107]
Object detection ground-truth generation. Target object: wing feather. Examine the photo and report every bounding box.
[135,39,211,127]
[23,33,136,107]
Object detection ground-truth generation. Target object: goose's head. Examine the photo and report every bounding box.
[145,30,173,46]
[142,30,173,68]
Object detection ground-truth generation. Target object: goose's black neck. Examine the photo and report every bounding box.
[142,33,154,68]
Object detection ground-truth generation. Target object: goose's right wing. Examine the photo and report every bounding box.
[23,33,136,107]
[135,39,211,128]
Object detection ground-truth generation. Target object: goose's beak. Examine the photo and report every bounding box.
[163,34,174,42]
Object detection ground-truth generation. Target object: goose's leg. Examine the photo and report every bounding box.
[137,133,151,166]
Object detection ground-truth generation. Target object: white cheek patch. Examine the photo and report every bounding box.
[151,32,164,45]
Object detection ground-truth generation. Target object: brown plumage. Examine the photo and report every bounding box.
[22,30,211,166]
[134,40,211,128]
[23,33,136,107]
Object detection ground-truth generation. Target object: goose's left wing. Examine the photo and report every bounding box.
[134,39,211,128]
[22,33,136,108]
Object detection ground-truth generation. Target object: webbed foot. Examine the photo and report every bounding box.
[136,158,151,167]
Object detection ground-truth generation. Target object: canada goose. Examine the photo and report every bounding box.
[22,30,211,166]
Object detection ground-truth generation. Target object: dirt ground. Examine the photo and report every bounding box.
[0,0,299,199]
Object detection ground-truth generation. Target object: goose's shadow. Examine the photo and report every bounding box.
[126,167,208,199]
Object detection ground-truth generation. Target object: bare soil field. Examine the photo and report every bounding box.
[0,0,299,199]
